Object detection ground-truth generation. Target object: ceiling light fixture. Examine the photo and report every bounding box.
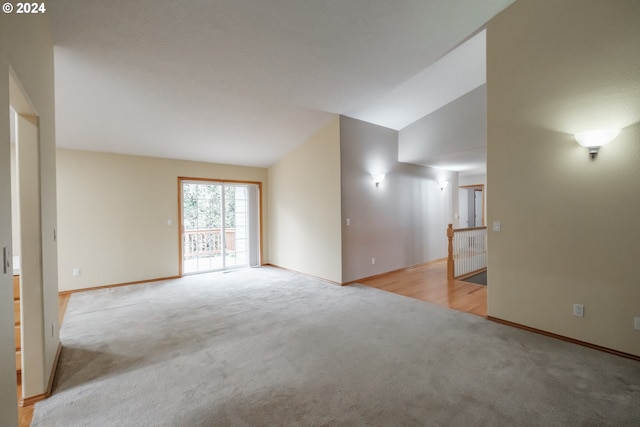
[574,129,619,159]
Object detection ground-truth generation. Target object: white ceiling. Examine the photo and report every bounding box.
[348,30,487,131]
[399,85,487,175]
[49,0,514,168]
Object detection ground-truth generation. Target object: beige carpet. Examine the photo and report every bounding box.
[32,267,639,426]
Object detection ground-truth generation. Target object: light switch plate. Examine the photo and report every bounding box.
[492,221,501,232]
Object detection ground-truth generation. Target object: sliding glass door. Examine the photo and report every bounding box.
[180,179,260,274]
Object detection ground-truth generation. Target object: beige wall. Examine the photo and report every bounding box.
[56,149,268,291]
[268,117,342,283]
[487,0,640,356]
[1,10,59,420]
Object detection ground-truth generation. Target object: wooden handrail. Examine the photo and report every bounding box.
[451,226,487,232]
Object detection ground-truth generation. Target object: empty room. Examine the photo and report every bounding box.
[1,0,639,426]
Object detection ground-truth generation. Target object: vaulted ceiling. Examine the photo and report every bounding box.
[49,0,514,169]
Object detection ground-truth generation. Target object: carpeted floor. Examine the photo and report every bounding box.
[32,267,639,426]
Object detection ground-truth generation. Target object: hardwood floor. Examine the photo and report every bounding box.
[358,259,487,317]
[17,293,71,427]
[17,381,34,427]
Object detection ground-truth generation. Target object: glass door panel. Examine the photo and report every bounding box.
[181,180,257,274]
[225,185,249,268]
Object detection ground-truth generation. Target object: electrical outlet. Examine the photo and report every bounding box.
[371,257,375,265]
[72,268,81,277]
[573,304,584,317]
[634,317,640,331]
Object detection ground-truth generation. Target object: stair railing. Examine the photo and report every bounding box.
[447,224,487,280]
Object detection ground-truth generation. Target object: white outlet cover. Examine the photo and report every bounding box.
[634,317,640,330]
[573,304,584,317]
[492,221,501,232]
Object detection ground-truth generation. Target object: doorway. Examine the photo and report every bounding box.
[9,72,47,401]
[179,178,261,275]
[458,185,485,228]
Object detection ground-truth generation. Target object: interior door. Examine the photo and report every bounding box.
[474,189,483,226]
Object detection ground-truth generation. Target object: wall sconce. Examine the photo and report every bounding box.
[371,173,386,187]
[574,129,619,159]
[438,180,449,191]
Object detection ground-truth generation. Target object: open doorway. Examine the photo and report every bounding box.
[458,184,484,228]
[9,72,48,402]
[178,178,261,275]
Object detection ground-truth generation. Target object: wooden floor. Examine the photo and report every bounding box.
[358,259,487,317]
[18,264,484,425]
[17,293,71,427]
[17,381,34,427]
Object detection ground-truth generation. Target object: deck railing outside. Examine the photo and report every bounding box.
[447,224,487,280]
[183,228,236,260]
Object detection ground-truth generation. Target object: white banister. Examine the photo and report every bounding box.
[447,224,487,279]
